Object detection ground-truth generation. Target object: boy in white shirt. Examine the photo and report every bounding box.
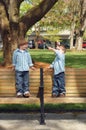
[48,44,66,97]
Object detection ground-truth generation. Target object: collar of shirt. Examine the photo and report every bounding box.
[16,48,28,53]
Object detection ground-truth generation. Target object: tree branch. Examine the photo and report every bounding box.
[0,0,9,19]
[19,0,58,34]
[80,0,86,31]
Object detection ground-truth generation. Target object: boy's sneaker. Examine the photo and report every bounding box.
[17,92,23,97]
[59,93,66,97]
[52,93,57,98]
[23,91,31,98]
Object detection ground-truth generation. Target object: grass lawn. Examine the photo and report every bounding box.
[29,49,86,68]
[0,49,86,68]
[65,50,86,68]
[0,103,86,113]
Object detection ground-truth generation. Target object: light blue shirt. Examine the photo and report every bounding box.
[12,49,33,71]
[50,50,65,75]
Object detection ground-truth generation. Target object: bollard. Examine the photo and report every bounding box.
[40,68,46,125]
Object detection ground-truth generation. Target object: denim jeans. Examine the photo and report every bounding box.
[52,72,66,96]
[15,71,29,94]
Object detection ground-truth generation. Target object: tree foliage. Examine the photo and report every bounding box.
[41,0,86,50]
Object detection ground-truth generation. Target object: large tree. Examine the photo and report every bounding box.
[0,0,58,65]
[75,0,86,50]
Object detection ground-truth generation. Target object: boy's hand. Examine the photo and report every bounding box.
[44,66,51,71]
[48,47,52,50]
[12,66,15,71]
[48,46,56,52]
[30,66,36,70]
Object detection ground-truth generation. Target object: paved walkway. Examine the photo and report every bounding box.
[0,113,86,130]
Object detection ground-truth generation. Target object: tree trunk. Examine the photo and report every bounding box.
[76,37,83,50]
[75,31,83,50]
[2,31,12,65]
[0,1,23,66]
[34,25,41,49]
[75,0,86,50]
[70,21,75,50]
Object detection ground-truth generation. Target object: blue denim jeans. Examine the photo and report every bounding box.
[15,71,29,94]
[52,72,66,96]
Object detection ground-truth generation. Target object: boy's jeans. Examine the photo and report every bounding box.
[15,71,29,94]
[52,72,66,96]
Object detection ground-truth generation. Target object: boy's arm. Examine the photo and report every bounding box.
[12,51,17,70]
[48,46,61,59]
[28,54,36,70]
[47,47,56,69]
[28,53,34,67]
[47,61,54,69]
[12,51,16,66]
[48,47,56,53]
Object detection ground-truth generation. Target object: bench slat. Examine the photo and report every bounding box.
[0,97,85,104]
[44,97,86,104]
[0,97,40,104]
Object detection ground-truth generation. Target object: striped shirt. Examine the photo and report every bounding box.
[12,49,33,71]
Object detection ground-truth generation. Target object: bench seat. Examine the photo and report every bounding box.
[0,97,85,104]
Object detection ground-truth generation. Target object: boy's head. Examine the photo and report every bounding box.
[60,44,66,53]
[18,39,28,50]
[56,44,66,53]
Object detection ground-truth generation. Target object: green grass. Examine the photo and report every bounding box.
[0,104,86,113]
[29,49,55,64]
[65,51,86,68]
[0,49,86,68]
[29,49,86,68]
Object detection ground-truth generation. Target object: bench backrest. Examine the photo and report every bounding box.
[0,68,86,97]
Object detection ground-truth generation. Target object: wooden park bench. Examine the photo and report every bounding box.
[0,63,86,104]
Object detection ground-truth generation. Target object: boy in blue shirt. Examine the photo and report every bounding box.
[48,44,66,97]
[12,39,35,97]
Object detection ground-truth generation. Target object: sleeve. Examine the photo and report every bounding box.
[50,61,54,68]
[28,53,33,67]
[12,51,17,66]
[55,50,61,59]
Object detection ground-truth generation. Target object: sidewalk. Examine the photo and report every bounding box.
[0,112,86,130]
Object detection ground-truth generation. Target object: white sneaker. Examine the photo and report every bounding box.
[24,91,31,97]
[17,92,23,97]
